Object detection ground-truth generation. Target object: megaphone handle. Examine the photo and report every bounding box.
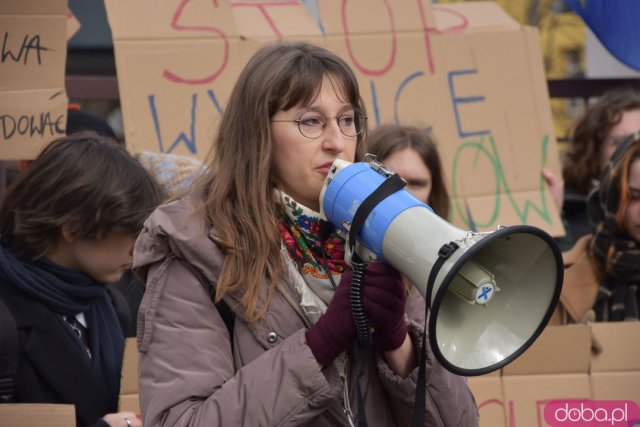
[349,253,371,346]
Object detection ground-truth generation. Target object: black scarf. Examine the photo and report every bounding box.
[0,244,124,404]
[587,133,640,321]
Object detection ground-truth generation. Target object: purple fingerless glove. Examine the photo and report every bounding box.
[306,267,357,366]
[362,262,408,352]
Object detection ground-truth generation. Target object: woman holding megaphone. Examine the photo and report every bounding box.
[133,41,478,426]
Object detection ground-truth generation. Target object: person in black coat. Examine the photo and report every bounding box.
[0,132,164,427]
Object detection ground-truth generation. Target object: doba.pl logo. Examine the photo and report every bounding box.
[544,400,640,426]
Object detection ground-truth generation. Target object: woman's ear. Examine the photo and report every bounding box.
[60,223,76,243]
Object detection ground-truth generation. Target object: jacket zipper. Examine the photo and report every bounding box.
[342,357,355,427]
[269,261,356,426]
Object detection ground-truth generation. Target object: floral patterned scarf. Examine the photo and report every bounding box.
[278,194,346,280]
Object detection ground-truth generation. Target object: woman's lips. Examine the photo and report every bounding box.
[316,161,334,174]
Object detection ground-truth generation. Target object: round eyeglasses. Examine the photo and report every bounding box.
[272,109,367,139]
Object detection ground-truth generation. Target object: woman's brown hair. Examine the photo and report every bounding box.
[366,124,450,219]
[589,135,640,277]
[0,131,165,258]
[192,41,367,321]
[563,87,640,196]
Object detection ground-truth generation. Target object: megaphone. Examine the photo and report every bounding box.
[319,157,563,376]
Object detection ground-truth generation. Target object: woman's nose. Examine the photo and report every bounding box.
[322,119,347,153]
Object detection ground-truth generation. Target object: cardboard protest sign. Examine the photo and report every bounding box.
[119,338,141,414]
[0,0,68,159]
[499,325,592,427]
[105,0,564,235]
[467,323,640,426]
[0,404,75,427]
[67,9,81,41]
[590,322,640,402]
[468,371,507,427]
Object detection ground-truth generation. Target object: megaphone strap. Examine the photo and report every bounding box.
[425,242,460,306]
[412,241,460,427]
[347,173,406,254]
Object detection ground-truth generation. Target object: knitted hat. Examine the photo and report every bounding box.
[134,151,204,198]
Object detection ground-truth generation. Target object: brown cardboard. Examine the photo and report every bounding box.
[502,325,591,376]
[120,337,138,395]
[589,322,640,402]
[432,2,519,32]
[0,89,67,159]
[468,376,506,427]
[497,325,592,426]
[502,374,591,427]
[105,0,238,41]
[67,9,81,40]
[0,2,66,15]
[0,404,75,427]
[590,372,640,401]
[105,0,564,236]
[590,321,640,373]
[0,0,67,159]
[0,14,66,91]
[292,0,436,36]
[119,394,141,415]
[119,338,141,415]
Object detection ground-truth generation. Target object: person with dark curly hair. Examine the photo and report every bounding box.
[554,131,640,324]
[556,87,640,247]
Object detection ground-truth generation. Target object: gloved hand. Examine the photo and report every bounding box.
[306,267,357,366]
[362,262,408,352]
